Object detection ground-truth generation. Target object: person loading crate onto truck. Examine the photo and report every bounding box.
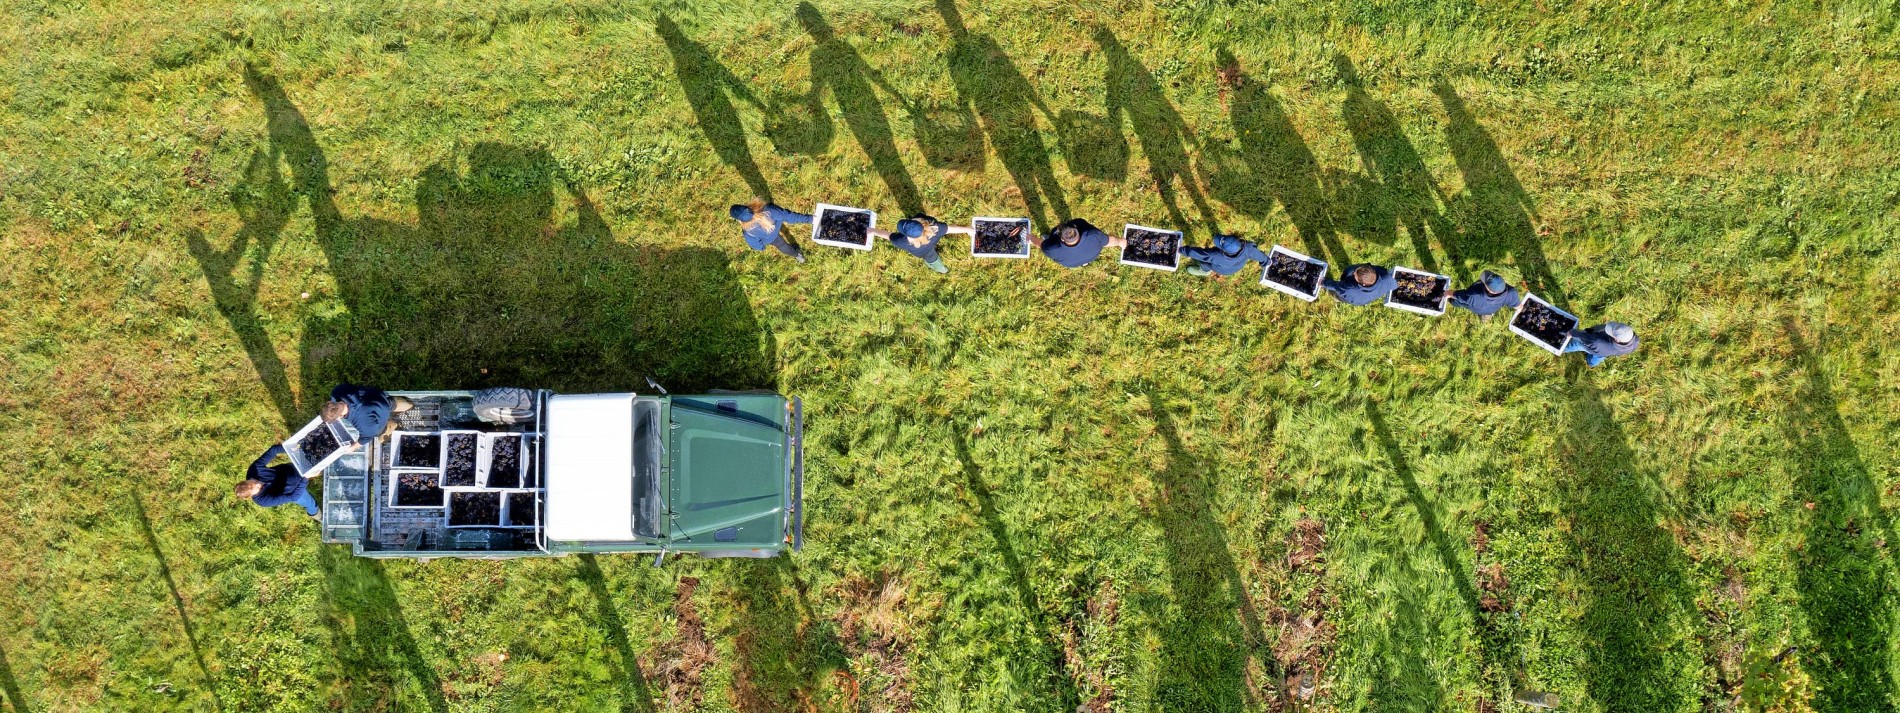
[324,383,414,446]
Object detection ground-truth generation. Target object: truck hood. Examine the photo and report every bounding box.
[667,400,788,548]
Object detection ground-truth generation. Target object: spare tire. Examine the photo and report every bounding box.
[472,387,536,425]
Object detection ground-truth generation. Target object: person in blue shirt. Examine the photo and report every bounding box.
[1448,270,1521,322]
[323,384,410,447]
[1564,321,1639,367]
[870,215,971,274]
[1181,233,1269,277]
[1323,264,1396,306]
[728,200,809,263]
[1040,218,1125,269]
[234,444,317,518]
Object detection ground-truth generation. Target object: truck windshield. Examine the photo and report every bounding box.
[631,399,664,539]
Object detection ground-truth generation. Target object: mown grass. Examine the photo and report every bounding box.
[3,0,1899,711]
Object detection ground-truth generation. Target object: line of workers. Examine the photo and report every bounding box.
[728,201,1639,367]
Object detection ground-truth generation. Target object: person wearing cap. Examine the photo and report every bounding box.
[870,215,970,274]
[1180,233,1269,277]
[233,443,318,518]
[323,384,413,447]
[1322,263,1397,306]
[1040,218,1125,269]
[1564,321,1639,367]
[1448,270,1521,322]
[727,199,810,263]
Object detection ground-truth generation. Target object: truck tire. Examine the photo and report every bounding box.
[699,549,778,559]
[472,387,536,425]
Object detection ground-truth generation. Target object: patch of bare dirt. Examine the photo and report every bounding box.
[1477,564,1510,613]
[1471,520,1491,555]
[1288,518,1326,572]
[833,573,915,713]
[644,576,715,710]
[1064,579,1120,713]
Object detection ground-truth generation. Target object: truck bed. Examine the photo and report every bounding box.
[321,391,549,557]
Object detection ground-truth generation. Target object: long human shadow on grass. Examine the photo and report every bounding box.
[1560,375,1695,711]
[1334,56,1463,280]
[1366,400,1521,706]
[1434,80,1563,305]
[0,639,27,713]
[127,494,225,712]
[1198,49,1351,266]
[575,555,658,713]
[1782,319,1898,713]
[1094,27,1219,235]
[795,3,925,215]
[655,14,777,202]
[1145,393,1268,711]
[196,63,777,708]
[951,434,1081,710]
[937,0,1069,227]
[727,558,849,713]
[314,547,448,712]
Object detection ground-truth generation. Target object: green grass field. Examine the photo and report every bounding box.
[4,0,1899,710]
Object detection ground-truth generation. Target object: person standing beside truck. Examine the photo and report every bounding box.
[871,215,969,274]
[1323,263,1397,306]
[1564,321,1639,367]
[1040,218,1125,269]
[323,383,412,447]
[234,443,318,518]
[1448,270,1521,322]
[728,199,809,263]
[1180,233,1269,278]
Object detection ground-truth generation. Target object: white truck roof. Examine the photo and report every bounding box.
[544,393,636,541]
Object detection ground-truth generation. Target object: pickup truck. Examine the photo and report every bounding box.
[309,388,803,560]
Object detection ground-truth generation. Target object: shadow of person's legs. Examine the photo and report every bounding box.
[0,637,28,713]
[937,0,1069,226]
[1782,318,1899,713]
[574,555,658,713]
[655,14,776,203]
[1201,49,1351,265]
[1560,375,1696,710]
[1435,80,1561,303]
[949,434,1082,709]
[315,548,447,712]
[1334,55,1460,279]
[1366,399,1522,705]
[797,3,925,216]
[1144,393,1267,710]
[1095,28,1219,235]
[127,494,225,712]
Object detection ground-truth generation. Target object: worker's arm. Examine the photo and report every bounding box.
[769,205,813,225]
[249,444,286,481]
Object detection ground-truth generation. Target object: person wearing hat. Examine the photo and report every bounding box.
[1448,270,1521,322]
[323,384,413,447]
[727,199,810,263]
[233,443,318,518]
[1322,263,1397,306]
[1040,218,1126,269]
[870,214,970,274]
[1564,321,1639,367]
[1180,233,1270,277]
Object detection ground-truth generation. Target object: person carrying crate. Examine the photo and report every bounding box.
[1181,233,1269,277]
[1323,264,1396,306]
[1040,218,1126,268]
[1565,321,1639,367]
[323,384,412,446]
[1448,270,1521,322]
[871,215,969,274]
[234,443,317,518]
[728,200,810,263]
